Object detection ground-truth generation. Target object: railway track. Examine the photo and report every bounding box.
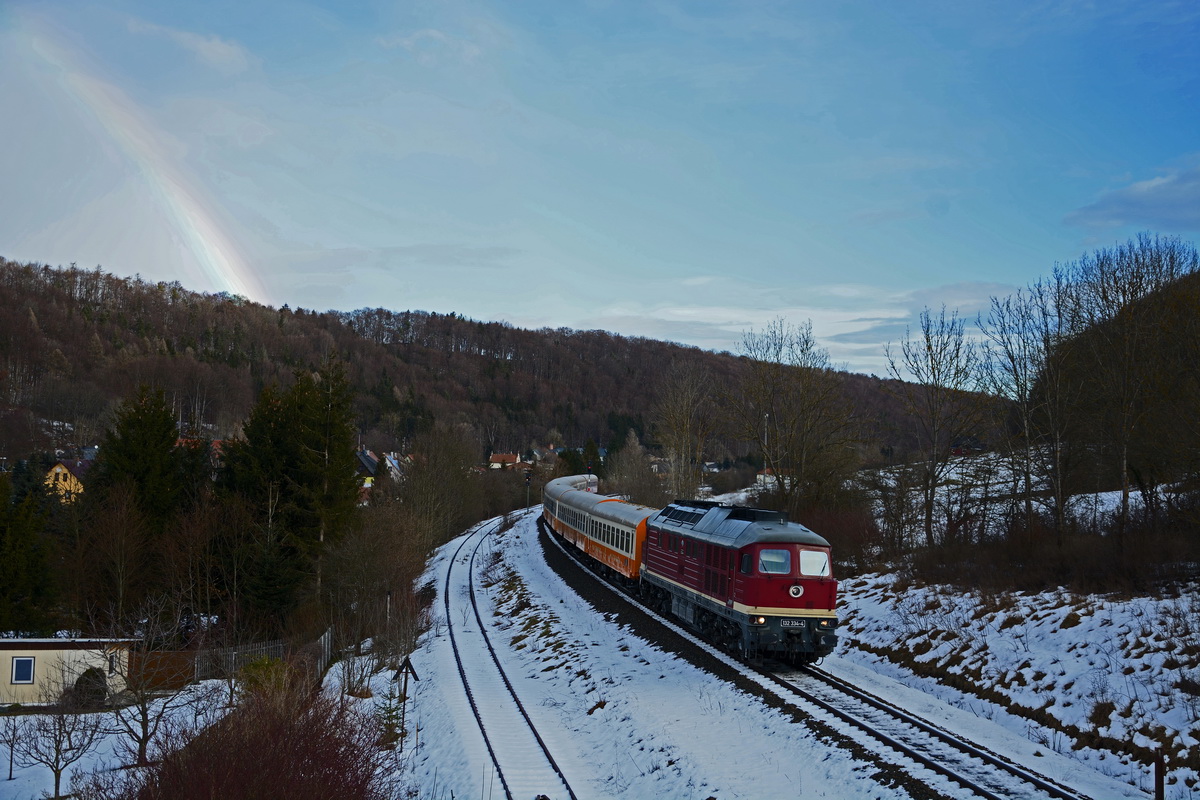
[540,517,1098,800]
[443,517,579,800]
[766,664,1093,800]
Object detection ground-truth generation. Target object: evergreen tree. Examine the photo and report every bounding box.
[287,357,360,584]
[581,439,605,478]
[0,474,53,633]
[88,386,181,535]
[219,386,305,628]
[219,357,360,626]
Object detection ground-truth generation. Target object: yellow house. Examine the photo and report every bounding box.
[44,459,91,502]
[1,638,135,705]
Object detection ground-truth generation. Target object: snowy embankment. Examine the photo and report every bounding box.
[836,572,1200,797]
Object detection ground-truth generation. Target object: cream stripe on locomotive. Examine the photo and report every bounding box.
[646,572,837,620]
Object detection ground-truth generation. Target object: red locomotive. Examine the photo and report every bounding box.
[543,475,838,663]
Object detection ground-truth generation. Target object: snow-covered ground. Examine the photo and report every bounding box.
[365,510,1145,800]
[2,681,228,800]
[837,571,1200,798]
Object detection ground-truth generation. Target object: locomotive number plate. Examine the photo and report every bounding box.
[780,619,804,628]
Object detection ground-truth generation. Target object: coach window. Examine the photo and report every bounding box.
[799,549,831,577]
[759,549,792,575]
[11,656,34,684]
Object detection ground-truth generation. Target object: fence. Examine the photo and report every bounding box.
[131,629,334,691]
[194,639,288,682]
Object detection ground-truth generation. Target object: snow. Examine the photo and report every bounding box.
[837,572,1198,797]
[2,682,228,799]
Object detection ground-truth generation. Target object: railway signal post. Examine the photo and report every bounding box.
[393,656,420,752]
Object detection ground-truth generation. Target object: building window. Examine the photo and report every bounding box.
[11,656,34,684]
[109,654,118,675]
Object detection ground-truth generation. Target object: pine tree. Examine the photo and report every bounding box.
[88,385,181,535]
[0,473,53,633]
[218,357,360,626]
[287,357,360,587]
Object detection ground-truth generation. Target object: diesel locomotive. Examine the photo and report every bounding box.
[542,474,838,663]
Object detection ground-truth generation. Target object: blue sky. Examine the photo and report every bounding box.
[2,1,1197,374]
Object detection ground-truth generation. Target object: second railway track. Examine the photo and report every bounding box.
[444,515,579,800]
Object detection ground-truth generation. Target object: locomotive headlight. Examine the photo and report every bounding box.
[788,585,804,598]
[751,616,767,625]
[818,619,834,629]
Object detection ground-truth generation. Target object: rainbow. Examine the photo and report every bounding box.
[16,9,268,302]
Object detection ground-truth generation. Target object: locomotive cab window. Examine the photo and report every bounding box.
[799,549,831,577]
[740,553,752,574]
[758,549,792,575]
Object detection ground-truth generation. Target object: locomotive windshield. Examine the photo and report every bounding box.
[799,549,831,577]
[758,549,791,574]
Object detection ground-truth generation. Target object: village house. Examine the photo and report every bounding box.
[43,459,91,502]
[1,638,137,705]
[488,453,520,470]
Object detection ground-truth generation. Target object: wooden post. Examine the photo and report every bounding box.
[1155,748,1165,800]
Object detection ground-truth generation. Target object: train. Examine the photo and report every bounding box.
[541,474,838,664]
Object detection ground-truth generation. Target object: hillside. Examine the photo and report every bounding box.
[0,257,915,463]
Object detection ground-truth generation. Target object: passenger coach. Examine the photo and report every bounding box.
[542,474,656,589]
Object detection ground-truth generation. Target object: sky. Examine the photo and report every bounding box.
[1,1,1197,375]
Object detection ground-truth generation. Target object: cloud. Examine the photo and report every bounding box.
[127,19,253,75]
[377,29,482,66]
[1066,166,1200,232]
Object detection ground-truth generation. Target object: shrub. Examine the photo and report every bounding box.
[76,683,389,800]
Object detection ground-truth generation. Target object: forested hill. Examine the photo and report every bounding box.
[0,258,909,460]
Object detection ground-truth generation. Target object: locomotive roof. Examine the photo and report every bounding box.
[650,499,830,549]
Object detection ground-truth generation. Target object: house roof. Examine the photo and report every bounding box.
[51,459,92,481]
[356,447,379,475]
[0,638,138,650]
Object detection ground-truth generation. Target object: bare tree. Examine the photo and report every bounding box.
[977,279,1085,541]
[1,712,26,781]
[604,429,668,507]
[653,361,717,500]
[886,306,984,547]
[102,599,214,768]
[18,660,106,798]
[325,497,437,672]
[401,423,483,548]
[84,482,150,630]
[1026,271,1082,542]
[727,318,857,516]
[979,289,1041,532]
[1063,234,1199,540]
[160,498,222,626]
